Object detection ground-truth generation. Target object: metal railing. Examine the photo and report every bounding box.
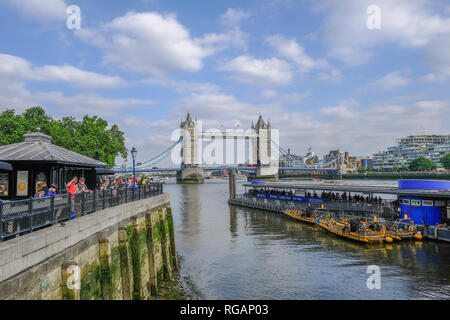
[230,194,400,220]
[0,183,163,242]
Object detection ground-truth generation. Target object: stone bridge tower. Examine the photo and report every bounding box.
[251,115,279,181]
[177,113,204,184]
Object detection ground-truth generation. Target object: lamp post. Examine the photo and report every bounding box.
[131,147,137,189]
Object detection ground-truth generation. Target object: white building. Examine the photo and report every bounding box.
[373,135,450,169]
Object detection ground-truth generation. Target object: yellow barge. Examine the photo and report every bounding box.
[316,217,386,244]
[284,209,317,224]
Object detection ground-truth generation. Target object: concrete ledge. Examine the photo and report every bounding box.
[0,193,170,283]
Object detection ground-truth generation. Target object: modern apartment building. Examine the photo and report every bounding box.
[373,135,450,169]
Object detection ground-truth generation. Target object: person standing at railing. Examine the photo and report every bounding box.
[34,186,48,198]
[67,177,78,219]
[74,177,93,218]
[77,177,92,194]
[46,184,57,196]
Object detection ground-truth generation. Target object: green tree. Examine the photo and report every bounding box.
[440,153,450,169]
[400,164,410,171]
[409,157,437,171]
[392,165,399,172]
[358,167,367,173]
[0,107,127,168]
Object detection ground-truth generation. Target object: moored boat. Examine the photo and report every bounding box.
[284,209,317,224]
[316,216,386,244]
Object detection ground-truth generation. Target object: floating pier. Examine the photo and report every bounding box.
[229,180,450,243]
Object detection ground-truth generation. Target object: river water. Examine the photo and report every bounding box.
[164,178,450,300]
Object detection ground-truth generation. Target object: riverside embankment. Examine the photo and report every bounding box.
[0,193,180,300]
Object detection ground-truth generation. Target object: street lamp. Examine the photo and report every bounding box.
[131,147,137,188]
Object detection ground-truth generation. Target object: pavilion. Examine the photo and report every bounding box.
[0,128,107,199]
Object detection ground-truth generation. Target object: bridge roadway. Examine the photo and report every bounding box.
[243,182,450,199]
[112,167,338,174]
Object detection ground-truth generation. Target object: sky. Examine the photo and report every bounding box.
[0,0,449,166]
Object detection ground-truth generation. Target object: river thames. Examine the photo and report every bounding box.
[165,178,450,300]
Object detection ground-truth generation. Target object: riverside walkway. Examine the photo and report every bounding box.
[0,183,163,242]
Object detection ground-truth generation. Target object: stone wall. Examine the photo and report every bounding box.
[0,193,178,300]
[177,167,205,184]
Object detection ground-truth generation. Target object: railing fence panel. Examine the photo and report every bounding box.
[0,183,164,242]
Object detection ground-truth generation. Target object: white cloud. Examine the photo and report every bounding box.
[317,68,342,82]
[261,89,310,104]
[266,35,328,73]
[143,77,220,94]
[319,99,360,119]
[76,11,244,76]
[220,8,251,26]
[0,53,126,89]
[422,34,450,81]
[0,53,150,116]
[219,55,293,86]
[0,0,67,21]
[315,0,450,65]
[32,65,126,89]
[34,92,153,117]
[366,70,413,91]
[195,26,249,54]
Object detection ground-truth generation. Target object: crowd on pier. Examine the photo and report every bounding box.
[33,175,157,199]
[319,191,384,204]
[97,175,155,190]
[248,188,388,204]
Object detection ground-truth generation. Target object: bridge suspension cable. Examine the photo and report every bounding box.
[114,137,183,171]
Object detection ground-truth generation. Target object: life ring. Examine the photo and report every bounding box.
[408,226,414,232]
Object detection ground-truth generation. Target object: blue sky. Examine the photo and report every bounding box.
[0,0,449,165]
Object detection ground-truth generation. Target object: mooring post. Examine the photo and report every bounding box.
[118,228,132,300]
[229,170,236,201]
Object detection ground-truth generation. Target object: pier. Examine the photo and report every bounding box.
[228,180,450,243]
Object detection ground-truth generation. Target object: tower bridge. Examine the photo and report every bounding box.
[114,113,341,183]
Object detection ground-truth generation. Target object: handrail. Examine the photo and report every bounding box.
[231,194,399,220]
[0,182,164,242]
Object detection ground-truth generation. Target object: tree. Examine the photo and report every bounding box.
[409,157,437,171]
[440,153,450,169]
[400,164,410,171]
[392,165,399,172]
[0,107,127,168]
[358,167,367,173]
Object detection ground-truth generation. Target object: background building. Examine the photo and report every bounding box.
[373,135,450,169]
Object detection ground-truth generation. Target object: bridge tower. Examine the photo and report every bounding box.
[177,113,204,184]
[251,115,279,181]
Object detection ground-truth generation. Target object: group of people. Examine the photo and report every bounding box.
[34,184,58,198]
[248,188,385,204]
[320,191,384,203]
[248,189,294,197]
[34,176,93,199]
[33,175,157,199]
[97,175,155,190]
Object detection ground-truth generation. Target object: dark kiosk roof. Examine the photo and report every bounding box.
[0,161,12,171]
[0,129,107,168]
